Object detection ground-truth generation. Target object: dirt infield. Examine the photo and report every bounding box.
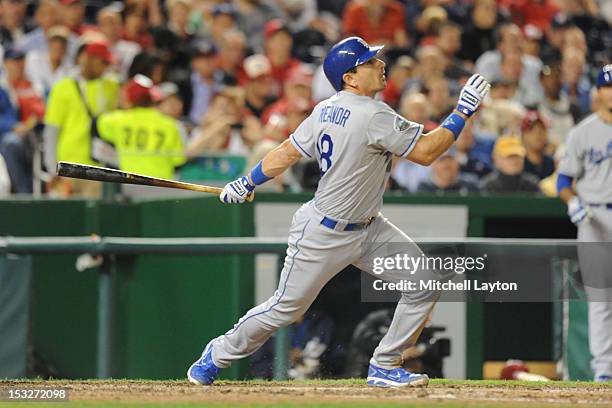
[1,379,612,407]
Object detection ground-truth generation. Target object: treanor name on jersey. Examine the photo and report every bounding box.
[319,105,351,127]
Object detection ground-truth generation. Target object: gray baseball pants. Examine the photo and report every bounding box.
[578,207,612,378]
[211,200,440,369]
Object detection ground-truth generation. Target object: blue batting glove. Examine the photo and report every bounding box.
[567,196,591,226]
[456,74,490,117]
[220,176,255,204]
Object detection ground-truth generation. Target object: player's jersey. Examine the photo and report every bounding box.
[290,91,423,220]
[96,107,186,179]
[558,113,612,203]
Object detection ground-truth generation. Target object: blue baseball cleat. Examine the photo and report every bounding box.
[595,375,612,382]
[187,341,222,385]
[366,363,429,387]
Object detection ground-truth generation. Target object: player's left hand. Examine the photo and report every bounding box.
[567,196,592,226]
[456,74,491,117]
[220,176,255,204]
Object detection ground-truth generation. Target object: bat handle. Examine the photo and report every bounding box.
[246,192,255,202]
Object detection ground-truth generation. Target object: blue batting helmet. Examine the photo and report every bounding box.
[323,37,384,91]
[596,64,612,88]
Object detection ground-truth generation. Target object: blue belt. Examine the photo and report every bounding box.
[320,216,374,231]
[589,203,612,210]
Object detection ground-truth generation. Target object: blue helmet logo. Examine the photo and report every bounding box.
[596,64,612,88]
[323,37,384,91]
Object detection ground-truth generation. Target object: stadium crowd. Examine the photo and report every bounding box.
[0,0,609,197]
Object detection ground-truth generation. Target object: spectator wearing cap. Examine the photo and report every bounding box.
[261,65,313,125]
[95,75,186,179]
[380,56,415,109]
[412,45,447,89]
[417,149,480,195]
[43,41,119,197]
[0,0,35,48]
[481,135,541,193]
[414,5,448,47]
[97,6,141,81]
[60,0,95,36]
[540,14,573,63]
[342,0,408,48]
[263,19,302,96]
[521,110,554,180]
[234,0,282,53]
[121,2,154,49]
[522,24,543,58]
[156,82,184,120]
[25,26,73,99]
[0,47,45,193]
[188,41,223,125]
[215,29,248,86]
[263,95,311,146]
[209,3,240,47]
[537,61,577,152]
[243,54,277,119]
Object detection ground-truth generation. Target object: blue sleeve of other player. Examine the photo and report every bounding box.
[557,173,573,194]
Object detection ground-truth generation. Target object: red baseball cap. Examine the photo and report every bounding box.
[84,42,114,64]
[124,74,160,104]
[521,110,548,131]
[286,65,313,87]
[264,19,290,40]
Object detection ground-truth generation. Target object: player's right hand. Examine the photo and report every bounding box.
[567,196,591,226]
[456,74,491,117]
[219,176,255,204]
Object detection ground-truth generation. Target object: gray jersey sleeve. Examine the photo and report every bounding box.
[289,113,315,159]
[366,105,424,158]
[558,128,584,178]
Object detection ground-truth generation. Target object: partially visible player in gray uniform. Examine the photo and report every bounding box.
[187,37,490,387]
[557,64,612,382]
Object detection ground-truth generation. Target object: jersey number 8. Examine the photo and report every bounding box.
[316,133,334,176]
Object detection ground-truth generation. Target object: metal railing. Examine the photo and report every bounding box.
[0,236,580,380]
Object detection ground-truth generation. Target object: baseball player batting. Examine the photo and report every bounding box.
[187,37,490,387]
[557,64,612,382]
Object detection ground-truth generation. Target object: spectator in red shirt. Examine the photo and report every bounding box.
[262,65,313,125]
[380,55,415,109]
[505,0,559,33]
[263,19,301,97]
[243,54,277,119]
[216,29,248,86]
[342,0,408,48]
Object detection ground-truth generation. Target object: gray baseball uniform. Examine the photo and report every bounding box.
[211,91,440,370]
[559,113,612,378]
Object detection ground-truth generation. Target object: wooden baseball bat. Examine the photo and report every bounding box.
[56,161,254,202]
